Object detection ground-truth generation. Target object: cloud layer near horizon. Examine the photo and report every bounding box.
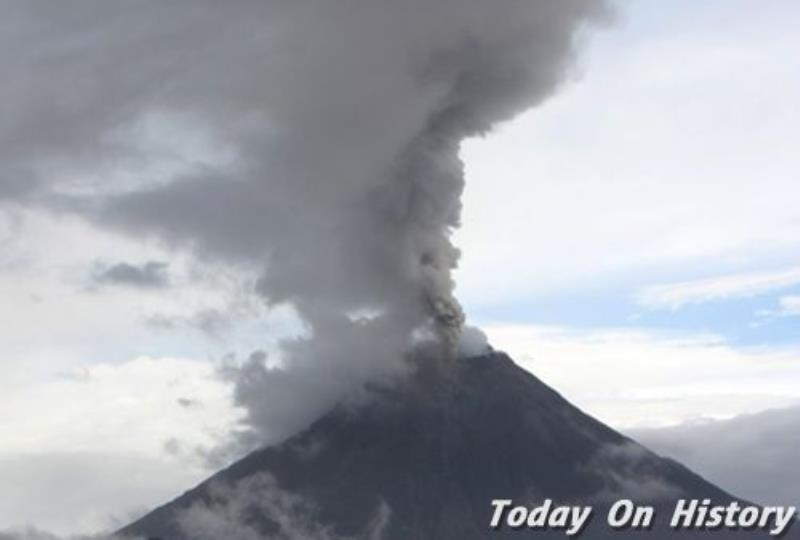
[631,405,800,507]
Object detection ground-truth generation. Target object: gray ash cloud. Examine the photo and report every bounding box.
[1,0,609,447]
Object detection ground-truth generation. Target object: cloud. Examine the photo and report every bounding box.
[777,296,800,316]
[175,473,371,540]
[484,324,800,428]
[631,405,800,507]
[4,324,797,536]
[454,0,800,307]
[0,355,239,535]
[176,397,202,409]
[636,267,800,310]
[0,356,238,460]
[172,473,392,540]
[0,0,611,456]
[0,531,128,540]
[582,442,682,503]
[758,295,800,323]
[0,0,608,327]
[146,308,235,339]
[0,452,193,537]
[90,261,169,289]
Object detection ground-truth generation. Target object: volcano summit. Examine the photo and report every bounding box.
[120,352,796,539]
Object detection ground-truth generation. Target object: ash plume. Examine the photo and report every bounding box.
[1,1,609,446]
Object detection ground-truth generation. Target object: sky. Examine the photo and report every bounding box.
[1,0,799,535]
[456,0,800,427]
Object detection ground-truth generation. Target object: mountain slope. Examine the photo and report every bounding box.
[121,352,796,539]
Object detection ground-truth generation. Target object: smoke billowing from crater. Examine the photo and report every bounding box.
[1,1,609,447]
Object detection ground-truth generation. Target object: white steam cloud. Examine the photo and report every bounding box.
[1,1,608,447]
[176,473,389,540]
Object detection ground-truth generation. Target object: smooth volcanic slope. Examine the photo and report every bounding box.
[121,352,797,539]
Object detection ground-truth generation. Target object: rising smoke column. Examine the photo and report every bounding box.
[1,0,609,446]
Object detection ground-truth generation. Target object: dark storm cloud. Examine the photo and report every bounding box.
[91,261,169,289]
[631,405,800,507]
[2,0,610,446]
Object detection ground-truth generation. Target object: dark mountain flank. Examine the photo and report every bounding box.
[121,352,796,539]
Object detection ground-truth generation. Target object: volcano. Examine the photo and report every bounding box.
[120,352,796,539]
